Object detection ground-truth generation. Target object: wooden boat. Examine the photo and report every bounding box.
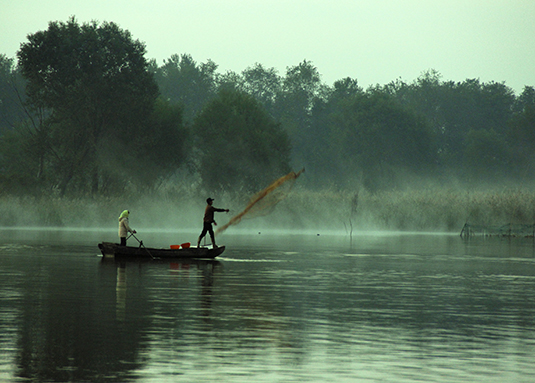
[98,242,225,260]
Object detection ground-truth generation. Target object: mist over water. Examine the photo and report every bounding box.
[3,179,535,236]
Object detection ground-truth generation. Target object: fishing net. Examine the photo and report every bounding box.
[215,168,305,235]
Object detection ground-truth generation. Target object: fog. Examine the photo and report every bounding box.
[2,3,534,239]
[2,176,535,239]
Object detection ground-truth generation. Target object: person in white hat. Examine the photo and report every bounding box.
[118,210,136,246]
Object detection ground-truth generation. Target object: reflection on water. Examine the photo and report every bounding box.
[0,230,534,382]
[116,264,126,321]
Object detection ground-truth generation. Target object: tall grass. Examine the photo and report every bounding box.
[243,186,535,232]
[1,186,535,233]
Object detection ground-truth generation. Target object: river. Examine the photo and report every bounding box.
[1,228,534,382]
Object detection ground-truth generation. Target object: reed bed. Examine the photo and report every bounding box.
[1,187,535,233]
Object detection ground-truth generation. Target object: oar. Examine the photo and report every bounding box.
[130,233,158,260]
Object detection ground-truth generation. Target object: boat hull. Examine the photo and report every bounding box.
[98,242,225,260]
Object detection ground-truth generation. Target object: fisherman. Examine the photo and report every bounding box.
[197,198,229,248]
[118,210,136,246]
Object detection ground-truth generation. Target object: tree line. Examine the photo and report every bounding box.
[1,18,534,197]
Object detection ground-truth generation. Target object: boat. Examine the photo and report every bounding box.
[98,242,225,260]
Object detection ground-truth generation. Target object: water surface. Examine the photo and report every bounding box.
[0,229,534,382]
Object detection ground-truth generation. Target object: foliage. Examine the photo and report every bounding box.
[13,17,188,196]
[241,63,282,115]
[462,128,512,181]
[327,91,437,191]
[508,92,535,179]
[0,55,27,134]
[3,185,535,233]
[2,19,535,199]
[513,86,535,113]
[95,97,188,193]
[155,54,218,123]
[306,77,363,186]
[381,71,517,173]
[274,60,323,149]
[193,89,291,192]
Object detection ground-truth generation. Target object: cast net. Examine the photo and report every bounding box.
[215,168,305,235]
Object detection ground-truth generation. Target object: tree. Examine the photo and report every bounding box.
[275,60,322,131]
[241,63,282,116]
[462,128,512,182]
[328,91,437,191]
[193,89,291,192]
[155,54,217,123]
[272,60,325,172]
[95,97,188,193]
[17,17,160,195]
[0,128,38,194]
[0,55,26,134]
[513,86,535,114]
[508,99,535,179]
[382,71,516,173]
[306,77,363,187]
[216,70,243,93]
[0,55,56,194]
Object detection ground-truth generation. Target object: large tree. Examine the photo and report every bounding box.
[272,60,325,171]
[155,53,218,124]
[306,77,363,186]
[382,71,516,171]
[328,91,437,191]
[17,17,161,195]
[241,63,282,116]
[193,89,291,192]
[0,55,27,135]
[508,88,535,180]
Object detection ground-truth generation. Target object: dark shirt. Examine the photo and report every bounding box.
[203,205,226,223]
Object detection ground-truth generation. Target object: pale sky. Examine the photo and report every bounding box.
[1,0,534,94]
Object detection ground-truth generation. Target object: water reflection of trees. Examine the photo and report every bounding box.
[9,254,219,382]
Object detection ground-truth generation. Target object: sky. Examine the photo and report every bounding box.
[1,0,534,94]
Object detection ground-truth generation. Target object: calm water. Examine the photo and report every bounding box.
[1,229,535,382]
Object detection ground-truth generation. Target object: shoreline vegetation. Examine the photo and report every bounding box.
[2,186,534,233]
[3,20,535,239]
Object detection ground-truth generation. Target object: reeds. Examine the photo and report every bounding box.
[1,186,535,232]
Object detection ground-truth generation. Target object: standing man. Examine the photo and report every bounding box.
[197,198,229,248]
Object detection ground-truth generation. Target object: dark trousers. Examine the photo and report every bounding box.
[120,237,127,246]
[199,222,215,245]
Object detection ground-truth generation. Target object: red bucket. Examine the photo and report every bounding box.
[180,242,191,249]
[170,245,180,249]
